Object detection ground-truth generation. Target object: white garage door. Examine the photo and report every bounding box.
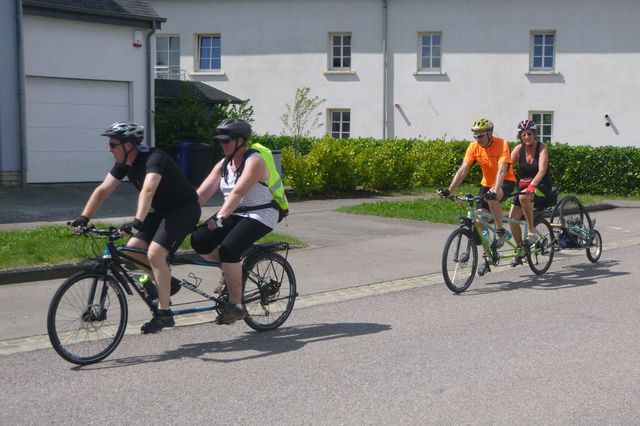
[26,76,130,183]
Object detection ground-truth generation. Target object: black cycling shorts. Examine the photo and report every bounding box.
[190,214,272,263]
[477,181,516,210]
[512,183,556,209]
[134,201,201,253]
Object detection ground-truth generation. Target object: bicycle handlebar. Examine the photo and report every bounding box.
[442,190,531,203]
[67,223,122,238]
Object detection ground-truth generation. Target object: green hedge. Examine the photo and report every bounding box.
[270,135,640,197]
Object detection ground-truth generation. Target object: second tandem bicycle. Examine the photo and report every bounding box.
[441,193,556,293]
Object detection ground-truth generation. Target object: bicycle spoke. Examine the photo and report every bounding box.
[527,218,555,275]
[48,272,128,365]
[242,253,296,331]
[442,228,477,293]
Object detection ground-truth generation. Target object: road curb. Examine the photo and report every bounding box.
[0,261,97,286]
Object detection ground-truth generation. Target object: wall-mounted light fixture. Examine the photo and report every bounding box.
[133,30,143,48]
[605,114,611,127]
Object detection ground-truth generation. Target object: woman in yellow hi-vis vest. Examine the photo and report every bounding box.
[191,118,286,325]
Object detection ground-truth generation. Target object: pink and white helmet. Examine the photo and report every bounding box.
[517,119,537,132]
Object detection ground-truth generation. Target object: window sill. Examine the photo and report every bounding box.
[323,69,357,75]
[191,70,226,76]
[526,70,560,75]
[414,70,447,76]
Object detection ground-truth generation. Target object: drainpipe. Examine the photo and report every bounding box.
[382,0,388,139]
[15,0,27,187]
[146,22,157,147]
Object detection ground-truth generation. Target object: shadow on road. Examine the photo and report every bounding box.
[76,322,391,369]
[460,259,626,295]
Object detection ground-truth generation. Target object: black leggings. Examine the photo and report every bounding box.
[190,215,272,262]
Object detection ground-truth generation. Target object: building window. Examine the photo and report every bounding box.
[530,31,555,71]
[530,112,553,142]
[197,34,221,71]
[155,35,181,79]
[329,33,351,70]
[418,32,441,71]
[329,109,350,139]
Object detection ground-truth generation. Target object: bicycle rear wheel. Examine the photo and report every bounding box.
[242,252,297,331]
[527,217,555,275]
[586,229,603,263]
[47,271,128,365]
[442,228,478,293]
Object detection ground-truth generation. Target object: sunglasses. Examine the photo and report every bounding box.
[473,133,487,139]
[216,132,240,144]
[109,142,123,149]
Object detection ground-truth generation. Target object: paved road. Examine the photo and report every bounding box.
[1,183,640,423]
[1,241,639,424]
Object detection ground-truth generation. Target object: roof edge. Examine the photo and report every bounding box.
[23,2,166,28]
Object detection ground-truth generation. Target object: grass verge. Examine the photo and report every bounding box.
[337,185,627,224]
[0,224,304,270]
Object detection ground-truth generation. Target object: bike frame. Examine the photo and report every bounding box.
[456,198,528,263]
[92,231,291,318]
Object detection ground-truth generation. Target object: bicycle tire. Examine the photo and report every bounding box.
[242,252,297,332]
[557,195,593,229]
[442,228,478,293]
[526,217,555,275]
[586,229,603,263]
[47,271,128,365]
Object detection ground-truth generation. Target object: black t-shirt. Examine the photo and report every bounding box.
[109,148,197,211]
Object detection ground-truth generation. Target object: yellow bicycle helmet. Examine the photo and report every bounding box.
[471,118,494,133]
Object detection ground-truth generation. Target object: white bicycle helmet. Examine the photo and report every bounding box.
[101,122,148,152]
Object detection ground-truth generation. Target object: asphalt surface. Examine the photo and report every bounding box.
[2,239,640,424]
[2,183,640,423]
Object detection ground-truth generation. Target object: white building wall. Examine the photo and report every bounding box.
[23,15,148,123]
[152,0,384,138]
[390,0,640,146]
[152,0,640,147]
[22,15,152,182]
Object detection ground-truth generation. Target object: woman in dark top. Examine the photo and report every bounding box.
[508,120,554,260]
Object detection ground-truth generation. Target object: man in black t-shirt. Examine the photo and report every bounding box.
[71,122,200,334]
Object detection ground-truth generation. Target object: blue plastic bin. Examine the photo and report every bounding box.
[176,141,192,179]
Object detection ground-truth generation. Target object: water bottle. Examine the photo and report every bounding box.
[139,274,158,300]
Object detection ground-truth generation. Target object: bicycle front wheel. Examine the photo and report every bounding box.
[527,217,555,275]
[242,252,297,332]
[586,229,603,263]
[442,228,478,293]
[47,271,128,365]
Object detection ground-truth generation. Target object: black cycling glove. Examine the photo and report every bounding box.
[438,188,450,198]
[484,192,497,201]
[119,218,143,235]
[70,215,89,228]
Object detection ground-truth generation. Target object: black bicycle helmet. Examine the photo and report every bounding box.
[214,118,252,141]
[101,122,145,144]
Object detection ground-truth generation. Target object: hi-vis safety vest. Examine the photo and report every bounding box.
[221,142,289,222]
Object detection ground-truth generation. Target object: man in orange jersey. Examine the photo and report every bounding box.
[439,118,517,254]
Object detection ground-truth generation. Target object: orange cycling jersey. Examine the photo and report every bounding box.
[463,136,516,187]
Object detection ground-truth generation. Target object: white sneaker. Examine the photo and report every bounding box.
[525,233,538,246]
[495,229,511,248]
